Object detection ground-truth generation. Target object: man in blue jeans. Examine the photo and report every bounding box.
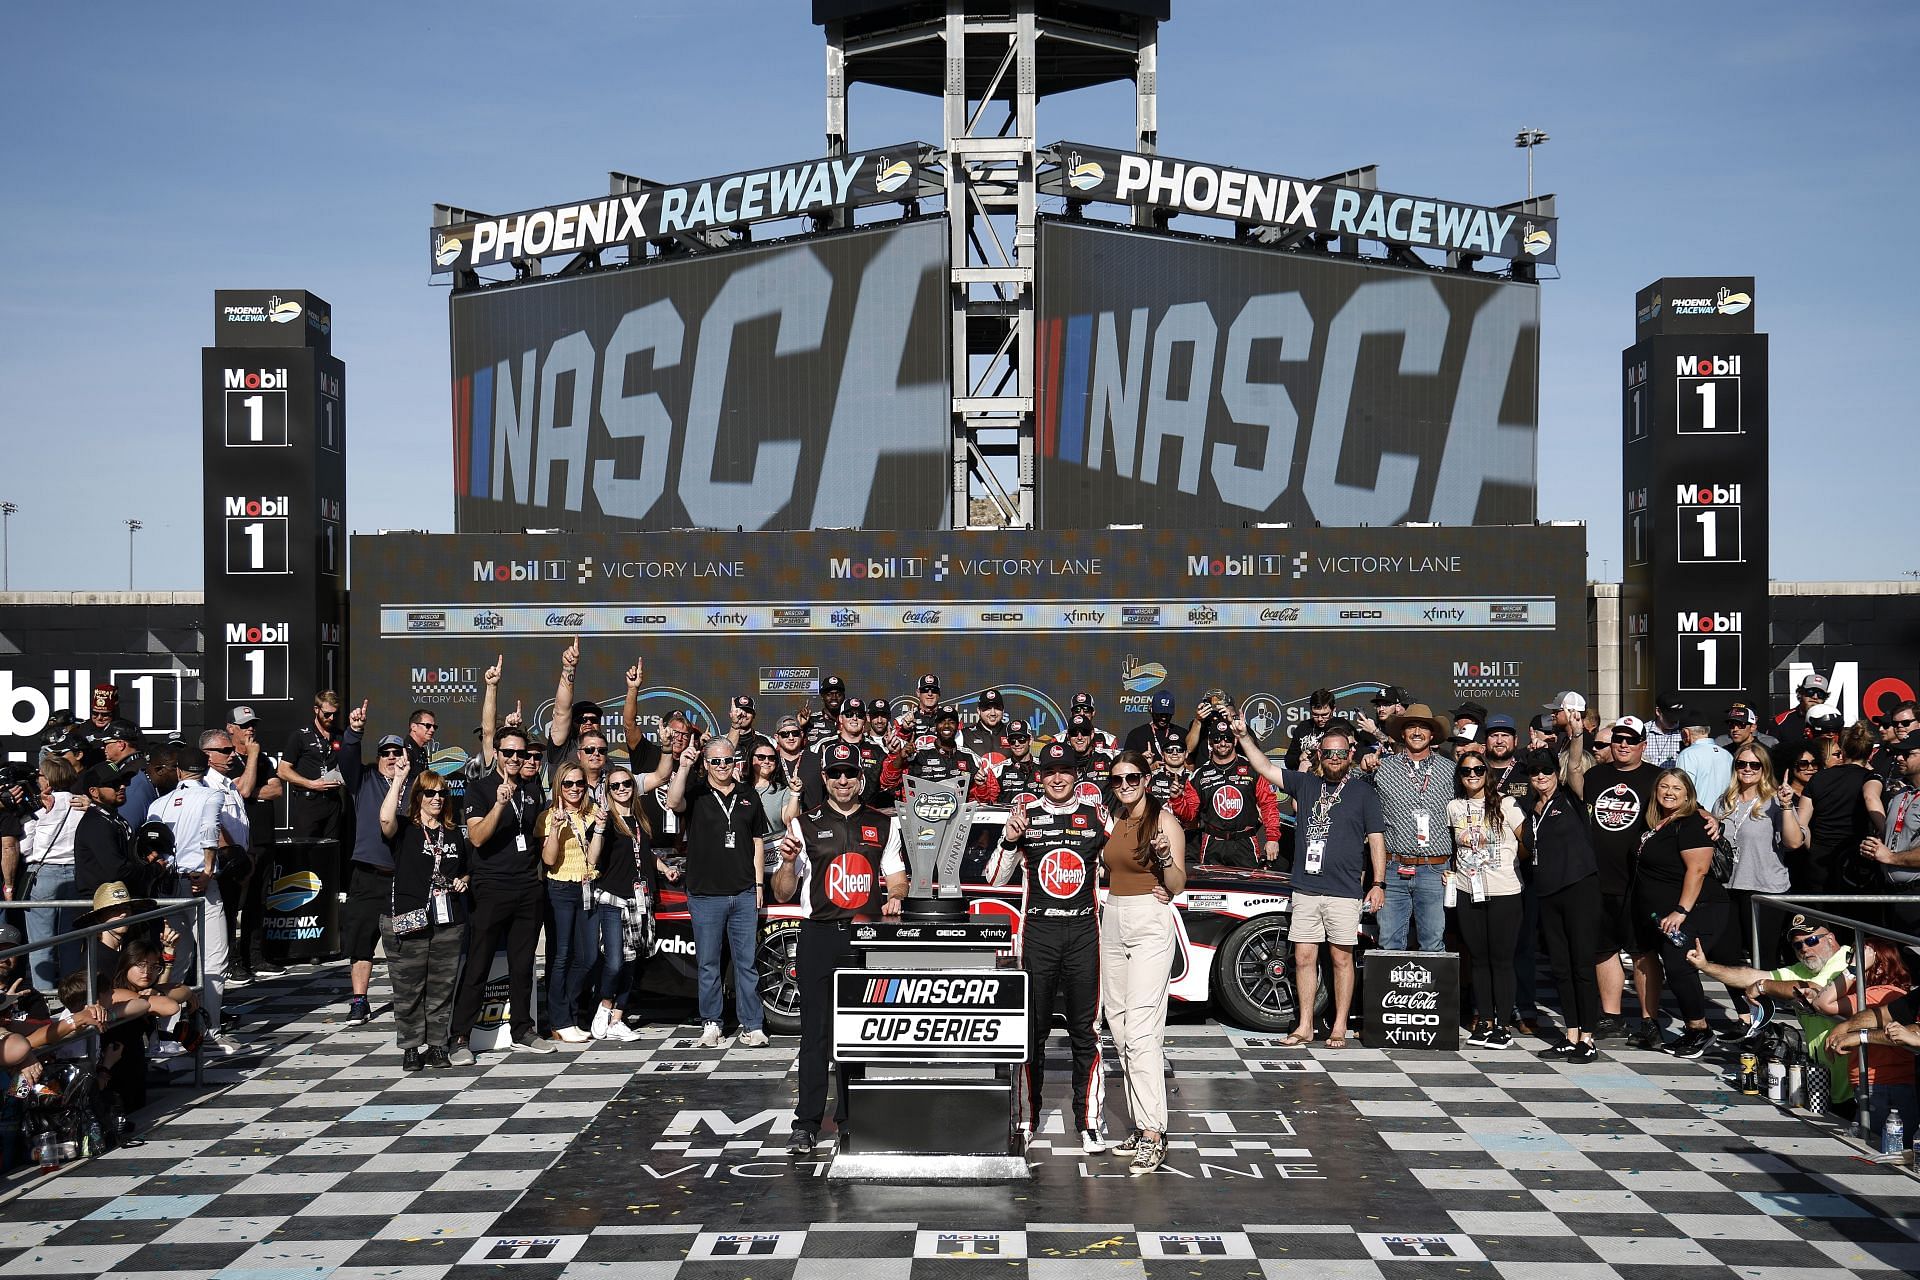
[665,734,776,1047]
[1372,703,1455,952]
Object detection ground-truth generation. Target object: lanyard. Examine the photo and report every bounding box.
[713,789,743,834]
[1404,756,1433,797]
[1895,790,1916,839]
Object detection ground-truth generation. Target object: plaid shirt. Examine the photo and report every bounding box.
[1370,751,1456,856]
[1643,723,1684,767]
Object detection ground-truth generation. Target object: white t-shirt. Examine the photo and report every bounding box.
[1445,796,1525,897]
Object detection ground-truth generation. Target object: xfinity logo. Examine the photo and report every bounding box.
[1678,611,1741,633]
[1675,354,1741,376]
[224,622,288,643]
[473,559,569,583]
[1422,607,1465,622]
[1187,554,1281,577]
[222,368,288,390]
[1062,609,1105,625]
[831,557,924,580]
[707,611,747,628]
[223,496,288,516]
[1676,483,1741,505]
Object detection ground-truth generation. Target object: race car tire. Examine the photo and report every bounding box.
[757,917,803,1036]
[1211,913,1327,1032]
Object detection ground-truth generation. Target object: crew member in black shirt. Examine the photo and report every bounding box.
[1632,769,1727,1060]
[449,727,550,1062]
[1568,715,1660,1044]
[277,692,345,839]
[771,741,907,1155]
[74,761,142,896]
[798,698,887,811]
[801,676,849,748]
[879,704,999,802]
[1520,748,1603,1062]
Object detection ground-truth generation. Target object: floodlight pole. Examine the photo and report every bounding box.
[1514,128,1550,201]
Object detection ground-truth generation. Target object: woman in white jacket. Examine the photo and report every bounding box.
[20,758,88,991]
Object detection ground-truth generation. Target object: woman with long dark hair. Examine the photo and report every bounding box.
[378,769,468,1071]
[1448,744,1526,1049]
[1519,748,1602,1062]
[1632,769,1727,1059]
[1097,749,1187,1175]
[540,763,603,1044]
[584,767,648,1041]
[1802,722,1887,892]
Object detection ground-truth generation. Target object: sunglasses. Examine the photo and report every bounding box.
[1320,748,1351,759]
[578,746,606,756]
[1008,735,1031,743]
[206,746,233,755]
[419,790,447,800]
[559,779,587,790]
[824,768,863,780]
[608,780,636,791]
[1735,761,1764,771]
[416,723,438,734]
[1458,765,1487,777]
[752,753,777,762]
[1795,760,1818,769]
[1611,737,1641,747]
[1110,772,1145,786]
[1896,718,1919,729]
[1793,934,1831,949]
[378,747,406,758]
[1528,768,1558,778]
[778,729,802,737]
[705,757,737,767]
[498,748,529,759]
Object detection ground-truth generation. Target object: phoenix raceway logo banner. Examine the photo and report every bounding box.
[451,219,949,534]
[1036,222,1539,530]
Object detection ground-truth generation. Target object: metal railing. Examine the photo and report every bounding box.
[1748,893,1920,1140]
[1,896,211,1088]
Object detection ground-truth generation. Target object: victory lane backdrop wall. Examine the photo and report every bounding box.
[449,218,950,535]
[0,601,203,763]
[349,527,1582,761]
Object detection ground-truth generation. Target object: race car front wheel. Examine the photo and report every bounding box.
[1212,914,1327,1033]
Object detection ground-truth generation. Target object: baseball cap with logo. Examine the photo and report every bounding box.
[229,705,259,726]
[1006,719,1031,739]
[76,881,158,930]
[1725,703,1758,725]
[1151,692,1175,715]
[841,697,866,716]
[84,759,136,790]
[1071,691,1095,710]
[1068,715,1094,735]
[1484,713,1518,734]
[1799,673,1831,694]
[980,688,1004,707]
[1372,685,1412,707]
[1787,913,1825,938]
[1610,716,1647,743]
[1037,741,1075,771]
[823,742,863,775]
[1808,704,1844,727]
[918,673,940,692]
[1207,718,1237,741]
[732,695,756,713]
[775,715,803,733]
[1546,691,1587,714]
[935,703,960,723]
[822,675,845,694]
[866,696,890,716]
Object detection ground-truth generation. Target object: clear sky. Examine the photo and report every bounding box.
[1,1,1913,590]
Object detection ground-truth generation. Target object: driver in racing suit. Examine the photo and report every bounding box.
[1189,719,1281,867]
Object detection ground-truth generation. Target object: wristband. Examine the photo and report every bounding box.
[1000,838,1019,851]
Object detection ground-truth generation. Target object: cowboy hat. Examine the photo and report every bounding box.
[76,880,158,930]
[1385,703,1452,741]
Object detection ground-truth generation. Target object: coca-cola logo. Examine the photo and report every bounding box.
[1212,785,1245,820]
[825,853,875,910]
[1380,989,1439,1010]
[544,611,585,628]
[1037,849,1087,897]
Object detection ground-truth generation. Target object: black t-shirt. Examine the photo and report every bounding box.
[1633,813,1727,909]
[1523,789,1598,897]
[1580,763,1657,894]
[1123,719,1189,755]
[1806,763,1872,850]
[282,724,343,803]
[598,822,648,900]
[679,778,776,897]
[464,773,546,892]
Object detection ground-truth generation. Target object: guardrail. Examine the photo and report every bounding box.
[1748,893,1920,1141]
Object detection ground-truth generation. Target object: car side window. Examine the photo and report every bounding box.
[961,815,1022,885]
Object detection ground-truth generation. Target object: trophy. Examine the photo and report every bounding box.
[899,774,979,919]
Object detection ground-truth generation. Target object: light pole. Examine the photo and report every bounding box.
[126,519,142,590]
[1514,128,1550,200]
[1,501,14,591]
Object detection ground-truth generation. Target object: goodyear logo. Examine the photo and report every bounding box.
[266,871,322,913]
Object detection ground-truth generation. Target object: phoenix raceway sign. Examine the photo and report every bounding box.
[1036,221,1539,529]
[431,145,935,273]
[1042,142,1555,267]
[449,219,949,533]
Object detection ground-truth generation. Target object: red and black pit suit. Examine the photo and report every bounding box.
[1189,756,1281,867]
[961,721,1010,767]
[1149,766,1201,826]
[995,754,1041,799]
[880,743,1001,803]
[785,803,904,1134]
[984,796,1108,1134]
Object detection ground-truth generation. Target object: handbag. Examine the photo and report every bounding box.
[1708,833,1736,884]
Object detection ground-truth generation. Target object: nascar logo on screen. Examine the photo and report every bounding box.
[832,969,1028,1063]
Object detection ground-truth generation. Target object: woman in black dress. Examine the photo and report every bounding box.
[1631,769,1725,1060]
[586,767,649,1042]
[377,770,468,1071]
[1802,722,1884,891]
[1519,748,1603,1063]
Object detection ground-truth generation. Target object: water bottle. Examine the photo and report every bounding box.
[1883,1110,1906,1157]
[1786,1052,1805,1108]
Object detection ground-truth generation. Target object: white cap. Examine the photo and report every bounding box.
[1545,691,1586,715]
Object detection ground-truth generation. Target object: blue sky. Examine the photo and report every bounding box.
[1,2,1913,589]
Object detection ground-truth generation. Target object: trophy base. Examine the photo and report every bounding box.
[901,894,967,922]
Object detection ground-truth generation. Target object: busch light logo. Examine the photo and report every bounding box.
[1389,961,1433,988]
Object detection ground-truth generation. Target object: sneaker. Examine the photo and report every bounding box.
[252,957,288,978]
[150,1038,186,1059]
[226,964,254,988]
[601,1020,641,1042]
[1665,1027,1713,1060]
[346,996,372,1026]
[1628,1020,1662,1051]
[1536,1040,1577,1060]
[553,1026,591,1044]
[1465,1021,1494,1048]
[204,1030,243,1056]
[1566,1040,1600,1065]
[590,1007,611,1040]
[1513,1016,1540,1037]
[448,1043,476,1067]
[738,1029,770,1048]
[1080,1128,1106,1155]
[1111,1130,1141,1156]
[697,1022,724,1048]
[425,1046,452,1070]
[1128,1133,1166,1175]
[786,1128,816,1156]
[402,1047,424,1073]
[1480,1024,1514,1050]
[513,1031,557,1055]
[1591,1014,1625,1041]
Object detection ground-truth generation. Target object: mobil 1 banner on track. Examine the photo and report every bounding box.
[449,219,949,534]
[1035,221,1539,529]
[350,525,1582,772]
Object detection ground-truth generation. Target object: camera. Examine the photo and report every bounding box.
[0,764,37,814]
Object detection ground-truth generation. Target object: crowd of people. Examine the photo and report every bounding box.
[5,656,1920,1158]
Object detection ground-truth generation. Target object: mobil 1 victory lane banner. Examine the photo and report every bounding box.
[1036,221,1539,529]
[348,525,1582,765]
[430,145,937,273]
[450,218,950,534]
[1041,143,1557,266]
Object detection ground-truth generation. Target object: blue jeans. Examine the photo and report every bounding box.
[544,879,595,1032]
[590,902,629,1004]
[1379,861,1447,952]
[26,867,79,992]
[688,889,764,1031]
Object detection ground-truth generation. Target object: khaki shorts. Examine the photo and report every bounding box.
[1287,891,1362,946]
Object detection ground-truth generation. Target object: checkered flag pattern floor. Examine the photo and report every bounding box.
[2,962,1918,1278]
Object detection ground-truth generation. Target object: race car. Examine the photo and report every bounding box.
[639,807,1373,1035]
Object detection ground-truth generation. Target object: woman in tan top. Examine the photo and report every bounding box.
[1098,749,1187,1175]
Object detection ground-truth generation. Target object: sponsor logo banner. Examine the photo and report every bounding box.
[832,968,1028,1063]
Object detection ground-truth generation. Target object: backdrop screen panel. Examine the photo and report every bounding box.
[1036,220,1540,529]
[450,218,950,534]
[350,526,1582,760]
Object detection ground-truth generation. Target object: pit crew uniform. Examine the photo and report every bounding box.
[880,743,1001,804]
[1148,767,1201,826]
[786,800,904,1138]
[1190,756,1281,867]
[985,791,1110,1134]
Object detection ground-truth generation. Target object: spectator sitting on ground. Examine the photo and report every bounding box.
[1808,936,1916,1146]
[1685,913,1858,1108]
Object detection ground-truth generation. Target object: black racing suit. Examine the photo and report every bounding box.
[797,736,888,812]
[986,796,1108,1134]
[803,703,844,749]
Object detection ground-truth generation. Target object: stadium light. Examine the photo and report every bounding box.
[1,501,14,590]
[1514,128,1550,200]
[126,518,143,590]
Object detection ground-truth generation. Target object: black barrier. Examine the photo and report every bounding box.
[1361,949,1459,1051]
[261,837,342,960]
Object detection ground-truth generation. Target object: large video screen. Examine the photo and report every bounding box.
[350,526,1582,766]
[1036,221,1540,529]
[450,218,950,533]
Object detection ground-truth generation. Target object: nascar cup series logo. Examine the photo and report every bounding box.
[824,853,875,910]
[1037,849,1087,897]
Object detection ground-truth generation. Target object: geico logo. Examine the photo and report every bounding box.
[623,614,667,625]
[1675,483,1741,505]
[1675,354,1740,376]
[222,368,288,390]
[1339,609,1383,619]
[655,935,697,956]
[223,496,289,517]
[1677,611,1741,633]
[980,612,1025,622]
[1380,1012,1440,1026]
[224,622,288,644]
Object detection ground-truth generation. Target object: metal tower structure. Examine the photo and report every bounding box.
[816,1,1167,528]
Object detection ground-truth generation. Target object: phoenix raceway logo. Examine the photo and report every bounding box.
[221,295,303,326]
[1065,151,1105,191]
[1671,286,1752,317]
[1120,654,1169,716]
[874,157,913,193]
[1521,223,1551,257]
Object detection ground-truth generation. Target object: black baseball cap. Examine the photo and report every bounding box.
[1158,730,1188,752]
[1529,712,1556,734]
[96,722,137,745]
[1655,691,1685,716]
[732,695,756,713]
[1207,720,1236,742]
[841,697,866,716]
[980,688,1004,707]
[823,676,845,693]
[1071,691,1095,710]
[1450,701,1488,723]
[823,742,863,775]
[84,760,135,790]
[935,703,960,723]
[867,697,890,716]
[1890,731,1920,756]
[1373,685,1411,706]
[918,673,940,692]
[1006,719,1031,739]
[1037,741,1074,771]
[1068,715,1093,735]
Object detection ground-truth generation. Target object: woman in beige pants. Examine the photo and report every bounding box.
[1099,749,1188,1175]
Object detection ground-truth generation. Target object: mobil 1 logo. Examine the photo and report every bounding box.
[223,368,290,447]
[223,496,290,574]
[1675,482,1744,564]
[1674,353,1742,435]
[1677,610,1741,692]
[225,621,290,701]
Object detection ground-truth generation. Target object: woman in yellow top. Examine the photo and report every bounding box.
[541,763,605,1044]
